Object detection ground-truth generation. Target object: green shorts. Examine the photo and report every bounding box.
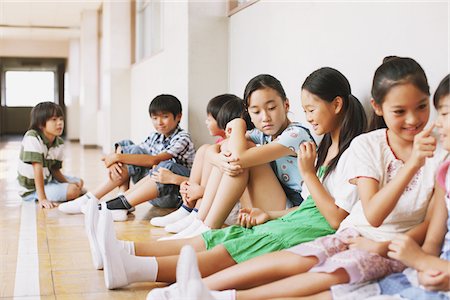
[202,196,336,263]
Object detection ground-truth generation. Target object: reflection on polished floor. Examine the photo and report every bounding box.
[0,137,172,299]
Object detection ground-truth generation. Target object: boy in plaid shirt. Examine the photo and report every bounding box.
[59,94,195,220]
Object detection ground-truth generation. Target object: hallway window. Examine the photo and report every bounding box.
[5,71,55,107]
[136,0,162,62]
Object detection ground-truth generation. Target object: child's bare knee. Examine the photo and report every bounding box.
[66,184,82,200]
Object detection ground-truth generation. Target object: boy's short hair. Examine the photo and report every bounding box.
[29,101,64,131]
[433,74,449,108]
[148,94,182,117]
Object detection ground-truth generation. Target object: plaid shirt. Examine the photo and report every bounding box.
[139,125,195,169]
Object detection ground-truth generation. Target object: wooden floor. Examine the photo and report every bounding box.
[0,136,172,299]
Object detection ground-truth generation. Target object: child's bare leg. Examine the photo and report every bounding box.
[204,162,286,228]
[155,245,236,282]
[66,183,83,200]
[92,165,130,199]
[134,235,207,256]
[122,176,159,206]
[197,166,226,221]
[236,269,349,300]
[247,163,286,211]
[204,252,319,290]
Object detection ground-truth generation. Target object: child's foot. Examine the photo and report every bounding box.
[104,195,134,222]
[58,192,94,214]
[147,245,220,300]
[150,205,191,227]
[84,196,102,269]
[158,218,204,241]
[85,202,135,270]
[164,211,197,233]
[98,207,157,289]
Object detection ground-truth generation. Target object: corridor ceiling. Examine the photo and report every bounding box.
[0,0,101,40]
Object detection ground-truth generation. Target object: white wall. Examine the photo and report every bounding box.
[229,1,449,134]
[130,1,189,143]
[188,1,229,146]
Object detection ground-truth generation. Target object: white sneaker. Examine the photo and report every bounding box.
[150,206,191,227]
[58,192,94,214]
[164,211,197,233]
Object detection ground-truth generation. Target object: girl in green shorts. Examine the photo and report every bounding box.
[91,67,367,290]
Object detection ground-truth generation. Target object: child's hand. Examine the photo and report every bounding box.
[180,181,204,203]
[150,167,176,184]
[238,207,270,228]
[345,236,388,256]
[409,125,437,169]
[108,163,124,181]
[387,234,425,268]
[39,199,55,209]
[418,269,450,291]
[219,151,243,176]
[102,153,119,168]
[297,141,317,177]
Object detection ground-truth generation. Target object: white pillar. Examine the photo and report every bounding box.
[66,39,80,141]
[99,0,131,153]
[79,10,99,146]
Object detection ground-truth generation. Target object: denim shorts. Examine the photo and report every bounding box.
[149,160,190,208]
[22,175,82,202]
[116,139,151,184]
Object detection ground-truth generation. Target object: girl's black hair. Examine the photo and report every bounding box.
[433,74,449,108]
[29,101,64,131]
[369,56,430,130]
[148,94,182,116]
[243,74,287,109]
[207,94,233,120]
[216,95,254,130]
[302,67,367,178]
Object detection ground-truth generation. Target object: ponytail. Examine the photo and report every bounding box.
[319,94,367,178]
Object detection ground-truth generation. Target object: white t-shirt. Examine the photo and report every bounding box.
[339,129,447,241]
[300,146,359,214]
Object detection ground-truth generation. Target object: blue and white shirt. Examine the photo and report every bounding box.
[137,125,195,169]
[248,122,314,205]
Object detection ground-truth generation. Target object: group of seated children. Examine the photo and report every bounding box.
[17,56,450,299]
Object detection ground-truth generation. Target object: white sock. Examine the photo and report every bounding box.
[84,195,102,269]
[177,245,216,300]
[158,217,203,241]
[210,290,236,300]
[164,211,198,233]
[99,208,157,289]
[185,222,211,238]
[150,205,191,227]
[59,192,94,214]
[118,240,135,255]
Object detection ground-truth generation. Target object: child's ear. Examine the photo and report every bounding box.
[333,96,343,114]
[284,98,290,112]
[175,113,182,122]
[370,99,383,116]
